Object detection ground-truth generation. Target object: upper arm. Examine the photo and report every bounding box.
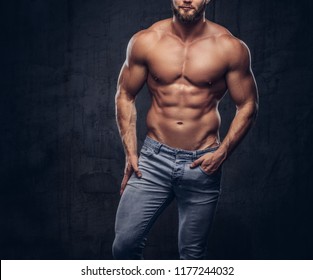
[116,32,149,101]
[224,38,258,110]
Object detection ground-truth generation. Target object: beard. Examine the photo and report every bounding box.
[171,1,207,24]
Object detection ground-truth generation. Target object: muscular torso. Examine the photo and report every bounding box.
[143,20,230,150]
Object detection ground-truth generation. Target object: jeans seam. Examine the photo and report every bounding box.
[136,194,173,247]
[177,162,186,186]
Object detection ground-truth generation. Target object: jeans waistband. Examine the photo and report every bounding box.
[143,136,219,160]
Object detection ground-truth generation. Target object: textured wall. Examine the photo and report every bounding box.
[0,0,312,259]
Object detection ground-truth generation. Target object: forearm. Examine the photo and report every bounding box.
[115,92,138,158]
[219,101,258,159]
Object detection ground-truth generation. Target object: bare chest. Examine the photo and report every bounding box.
[146,37,228,86]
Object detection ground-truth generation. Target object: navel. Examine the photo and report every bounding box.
[152,74,159,82]
[177,121,183,125]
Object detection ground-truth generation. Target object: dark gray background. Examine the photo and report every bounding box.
[1,0,313,259]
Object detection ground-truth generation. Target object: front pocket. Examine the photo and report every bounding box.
[198,165,221,177]
[180,163,221,192]
[140,146,155,157]
[199,165,211,176]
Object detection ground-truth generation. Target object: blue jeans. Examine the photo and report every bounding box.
[112,136,222,259]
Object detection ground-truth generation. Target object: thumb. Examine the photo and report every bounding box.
[132,161,142,178]
[190,158,202,168]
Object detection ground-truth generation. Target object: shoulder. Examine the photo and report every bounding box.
[214,29,251,69]
[206,21,250,62]
[218,35,250,57]
[127,20,169,64]
[129,19,170,50]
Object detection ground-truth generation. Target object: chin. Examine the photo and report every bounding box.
[178,13,197,23]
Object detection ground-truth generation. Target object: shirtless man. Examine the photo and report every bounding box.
[113,0,258,259]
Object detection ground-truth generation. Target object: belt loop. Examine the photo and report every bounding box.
[154,143,162,154]
[192,151,197,161]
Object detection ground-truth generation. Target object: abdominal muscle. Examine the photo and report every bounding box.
[146,87,222,151]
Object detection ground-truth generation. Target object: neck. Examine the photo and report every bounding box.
[171,14,207,42]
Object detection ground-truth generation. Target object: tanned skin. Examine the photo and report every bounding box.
[116,0,259,194]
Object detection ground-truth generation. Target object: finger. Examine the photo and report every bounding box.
[190,158,203,168]
[132,161,142,178]
[135,169,142,178]
[120,173,130,195]
[120,181,127,195]
[120,186,124,196]
[120,180,126,195]
[201,164,219,175]
[201,166,214,175]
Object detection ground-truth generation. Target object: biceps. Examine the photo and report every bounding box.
[117,62,148,98]
[225,70,258,107]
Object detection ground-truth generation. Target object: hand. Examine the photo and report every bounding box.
[120,154,142,195]
[190,149,226,175]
